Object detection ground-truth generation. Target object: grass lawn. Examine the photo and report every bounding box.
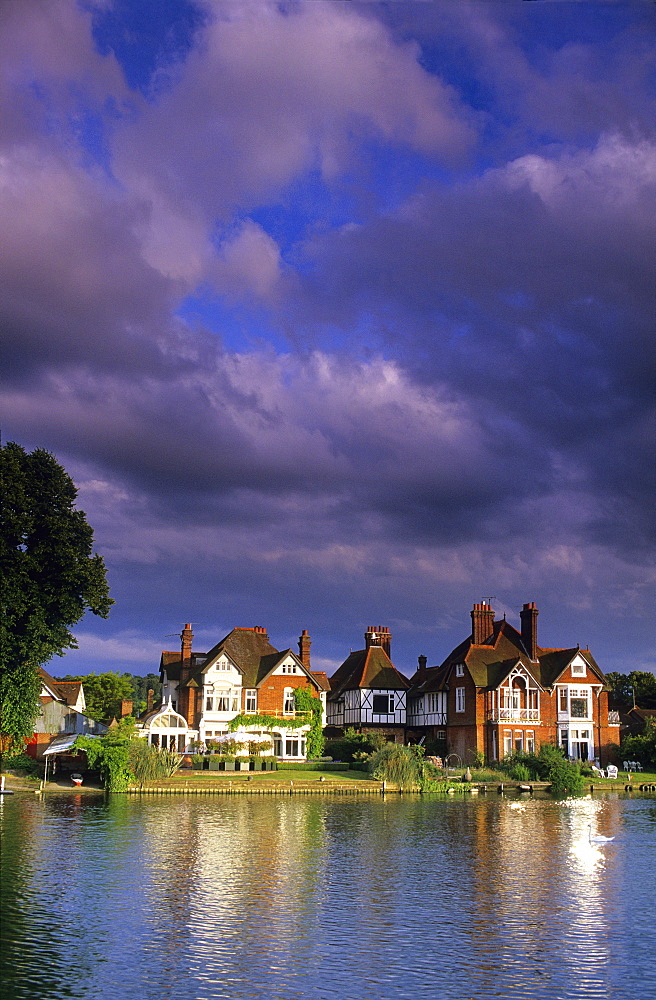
[171,768,377,784]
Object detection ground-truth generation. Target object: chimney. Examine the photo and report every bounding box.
[120,699,133,718]
[365,626,381,649]
[417,655,427,681]
[181,623,193,682]
[520,602,539,661]
[146,689,154,713]
[379,626,391,658]
[471,603,495,645]
[298,629,312,668]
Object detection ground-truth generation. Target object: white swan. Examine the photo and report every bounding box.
[588,824,615,843]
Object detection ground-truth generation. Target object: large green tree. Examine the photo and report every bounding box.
[605,671,656,710]
[58,672,134,724]
[0,442,113,754]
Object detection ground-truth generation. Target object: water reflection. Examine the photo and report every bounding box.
[1,792,653,1000]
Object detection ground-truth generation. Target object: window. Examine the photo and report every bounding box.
[571,660,585,676]
[455,687,465,713]
[245,689,257,713]
[206,696,213,711]
[559,687,568,713]
[372,694,394,714]
[215,695,231,712]
[284,688,295,714]
[455,664,464,677]
[282,664,297,674]
[570,689,589,719]
[436,731,446,741]
[526,731,535,754]
[503,730,512,756]
[514,731,523,752]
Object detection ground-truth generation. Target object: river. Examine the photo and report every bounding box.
[1,790,654,1000]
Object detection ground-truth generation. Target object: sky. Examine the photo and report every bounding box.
[1,0,654,681]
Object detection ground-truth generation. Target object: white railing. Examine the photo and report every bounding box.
[489,708,540,721]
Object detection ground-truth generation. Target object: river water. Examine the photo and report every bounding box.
[1,790,654,1000]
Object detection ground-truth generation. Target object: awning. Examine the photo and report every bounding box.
[43,733,99,755]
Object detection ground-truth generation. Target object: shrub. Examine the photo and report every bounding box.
[508,763,531,782]
[368,744,421,789]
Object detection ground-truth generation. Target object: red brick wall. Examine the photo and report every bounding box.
[253,675,316,715]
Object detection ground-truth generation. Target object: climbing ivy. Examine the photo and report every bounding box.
[293,687,325,759]
[228,687,325,759]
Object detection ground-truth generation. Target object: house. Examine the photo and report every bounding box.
[326,627,410,742]
[407,602,618,766]
[26,668,107,759]
[150,625,328,760]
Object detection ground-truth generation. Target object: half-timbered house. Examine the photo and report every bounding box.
[326,627,410,741]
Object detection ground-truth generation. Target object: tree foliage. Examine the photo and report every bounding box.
[620,718,656,768]
[605,671,656,710]
[59,672,134,723]
[1,442,112,754]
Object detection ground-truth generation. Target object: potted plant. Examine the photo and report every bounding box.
[222,755,236,771]
[208,754,222,771]
[235,755,251,772]
[191,753,205,770]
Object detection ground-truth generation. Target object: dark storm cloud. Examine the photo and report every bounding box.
[1,1,654,673]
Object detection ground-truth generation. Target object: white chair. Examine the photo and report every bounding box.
[634,762,643,772]
[623,761,631,771]
[591,765,606,779]
[606,764,619,779]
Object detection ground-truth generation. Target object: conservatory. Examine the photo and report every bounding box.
[140,700,195,752]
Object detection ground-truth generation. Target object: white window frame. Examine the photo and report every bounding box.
[455,664,464,677]
[245,689,257,713]
[455,687,465,713]
[283,687,295,715]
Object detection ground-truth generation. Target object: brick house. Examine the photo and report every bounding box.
[326,627,410,743]
[407,602,617,766]
[155,625,328,760]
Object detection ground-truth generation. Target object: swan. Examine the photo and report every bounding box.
[588,824,615,843]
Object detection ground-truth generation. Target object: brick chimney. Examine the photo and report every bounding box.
[520,602,539,661]
[365,626,381,649]
[298,629,312,668]
[146,689,154,713]
[120,699,133,718]
[471,603,495,645]
[417,655,427,682]
[379,626,391,658]
[181,623,193,683]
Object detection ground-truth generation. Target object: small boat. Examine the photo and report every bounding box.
[70,773,84,786]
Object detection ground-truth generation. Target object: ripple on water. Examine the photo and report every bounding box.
[0,793,653,1000]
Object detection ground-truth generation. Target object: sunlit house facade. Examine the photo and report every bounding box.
[157,625,328,760]
[407,602,618,766]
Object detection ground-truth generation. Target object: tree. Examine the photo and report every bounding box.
[605,671,656,710]
[59,672,134,723]
[0,442,112,754]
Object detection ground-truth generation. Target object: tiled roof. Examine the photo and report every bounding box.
[329,646,410,699]
[310,670,330,691]
[419,620,606,692]
[182,629,323,691]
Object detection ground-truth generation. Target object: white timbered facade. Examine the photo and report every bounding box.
[327,627,410,739]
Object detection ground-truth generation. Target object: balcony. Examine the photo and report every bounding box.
[488,707,540,722]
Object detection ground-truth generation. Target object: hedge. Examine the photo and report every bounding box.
[277,761,351,771]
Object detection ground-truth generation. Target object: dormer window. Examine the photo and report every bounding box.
[571,660,585,676]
